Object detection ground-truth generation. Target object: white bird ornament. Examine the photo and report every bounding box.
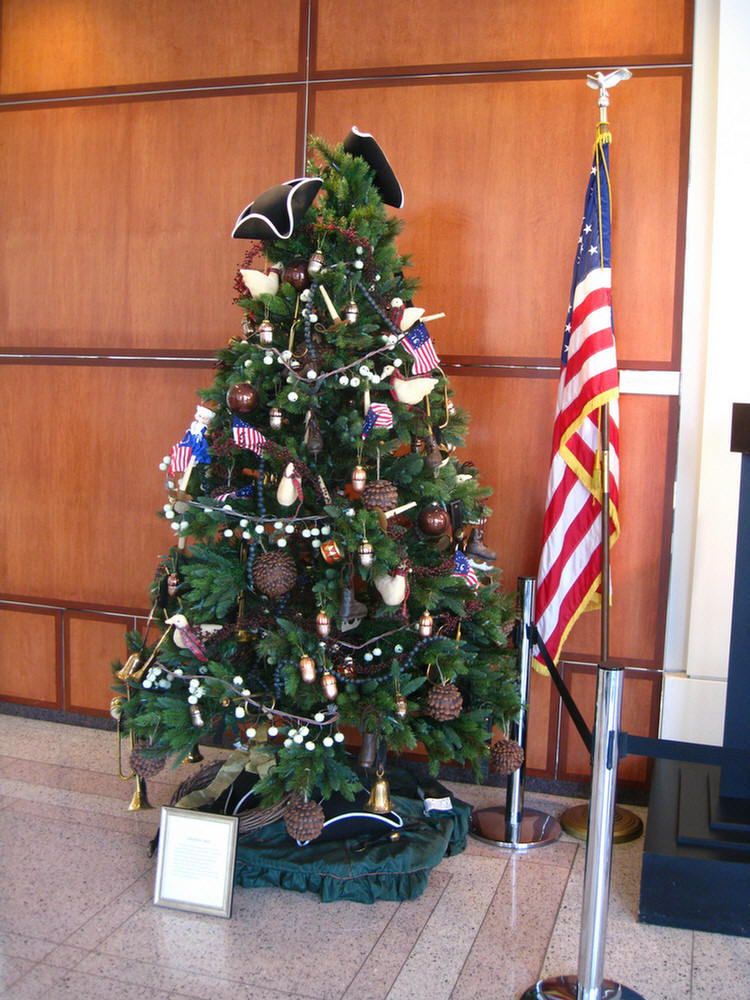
[165,614,222,663]
[276,462,303,507]
[374,568,409,606]
[390,372,439,406]
[240,266,280,298]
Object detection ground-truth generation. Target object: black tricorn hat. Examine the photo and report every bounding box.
[342,126,404,209]
[232,176,324,240]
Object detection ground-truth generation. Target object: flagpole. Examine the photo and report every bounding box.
[521,68,646,1000]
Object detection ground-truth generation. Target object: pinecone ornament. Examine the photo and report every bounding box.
[361,479,399,512]
[489,737,525,775]
[284,794,325,842]
[424,682,463,721]
[252,551,297,598]
[129,747,167,778]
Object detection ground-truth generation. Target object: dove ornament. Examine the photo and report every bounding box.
[276,462,301,507]
[240,267,280,299]
[389,373,439,406]
[374,571,408,606]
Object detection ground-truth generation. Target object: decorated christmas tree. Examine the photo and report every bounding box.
[113,128,519,839]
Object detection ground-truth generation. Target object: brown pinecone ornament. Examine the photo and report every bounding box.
[284,794,325,842]
[129,747,167,778]
[253,551,297,598]
[361,479,399,512]
[424,682,463,721]
[489,737,525,775]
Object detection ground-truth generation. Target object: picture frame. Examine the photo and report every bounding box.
[154,806,239,918]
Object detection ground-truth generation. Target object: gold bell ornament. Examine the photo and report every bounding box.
[366,766,393,814]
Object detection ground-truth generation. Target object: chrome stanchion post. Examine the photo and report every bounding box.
[577,664,624,1000]
[504,576,535,841]
[471,576,562,850]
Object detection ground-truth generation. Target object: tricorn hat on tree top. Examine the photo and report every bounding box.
[342,126,404,209]
[232,176,324,240]
[232,127,404,242]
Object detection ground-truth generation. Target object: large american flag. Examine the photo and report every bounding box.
[534,133,620,671]
[232,416,268,456]
[402,322,440,375]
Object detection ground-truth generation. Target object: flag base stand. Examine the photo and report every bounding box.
[520,974,646,999]
[560,803,643,844]
[470,806,561,850]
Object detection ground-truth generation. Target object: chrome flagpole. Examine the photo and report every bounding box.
[521,69,645,1000]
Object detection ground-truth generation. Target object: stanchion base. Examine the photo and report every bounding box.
[519,973,646,999]
[560,803,643,843]
[470,806,562,850]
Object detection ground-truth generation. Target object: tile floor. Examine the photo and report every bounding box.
[1,715,748,1000]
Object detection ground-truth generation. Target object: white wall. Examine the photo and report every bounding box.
[661,0,750,743]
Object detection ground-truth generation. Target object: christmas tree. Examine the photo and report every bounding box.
[113,128,519,836]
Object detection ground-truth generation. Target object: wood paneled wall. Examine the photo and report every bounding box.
[0,0,692,787]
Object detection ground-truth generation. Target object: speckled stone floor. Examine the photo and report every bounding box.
[1,715,748,1000]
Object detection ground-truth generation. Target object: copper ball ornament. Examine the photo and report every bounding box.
[417,504,450,536]
[226,381,260,415]
[345,300,359,325]
[358,540,374,568]
[394,694,408,718]
[282,259,310,292]
[315,610,331,637]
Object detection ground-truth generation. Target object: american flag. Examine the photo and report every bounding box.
[534,133,620,670]
[232,416,268,456]
[214,484,255,503]
[452,550,479,589]
[169,442,193,477]
[402,322,440,375]
[361,402,394,439]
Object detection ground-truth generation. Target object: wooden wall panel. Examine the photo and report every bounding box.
[310,71,687,366]
[66,612,135,714]
[0,0,305,94]
[448,374,676,668]
[313,0,691,74]
[556,663,661,786]
[0,90,301,351]
[0,606,61,707]
[0,0,691,790]
[0,363,214,610]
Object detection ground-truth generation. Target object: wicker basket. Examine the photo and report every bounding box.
[171,759,291,836]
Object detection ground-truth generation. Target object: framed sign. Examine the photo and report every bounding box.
[154,807,239,918]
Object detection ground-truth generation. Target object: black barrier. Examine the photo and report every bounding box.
[529,624,593,755]
[529,625,750,775]
[620,732,749,768]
